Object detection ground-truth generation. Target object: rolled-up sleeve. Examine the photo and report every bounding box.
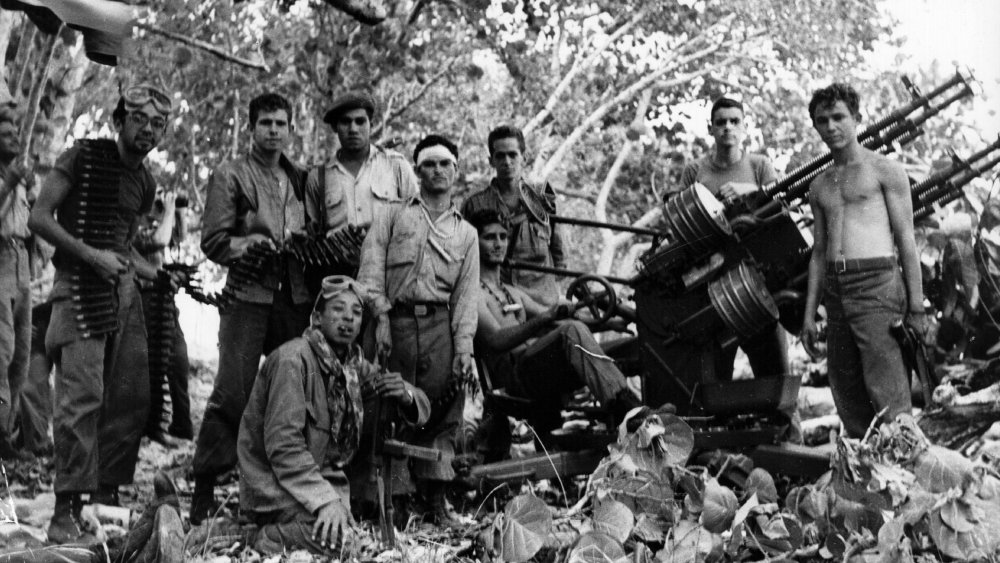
[357,205,394,316]
[261,355,339,514]
[201,165,254,265]
[449,225,480,355]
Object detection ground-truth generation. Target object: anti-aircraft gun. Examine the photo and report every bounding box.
[467,72,1000,485]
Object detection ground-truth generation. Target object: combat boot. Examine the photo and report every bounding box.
[91,484,120,506]
[47,492,83,544]
[189,474,218,525]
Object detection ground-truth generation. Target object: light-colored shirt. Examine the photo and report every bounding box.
[357,196,480,355]
[305,145,418,233]
[680,153,777,195]
[0,161,31,240]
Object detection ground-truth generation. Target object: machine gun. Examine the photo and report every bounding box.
[634,72,977,297]
[911,136,1000,220]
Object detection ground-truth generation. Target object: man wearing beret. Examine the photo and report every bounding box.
[305,92,418,237]
[357,134,478,523]
[226,275,429,555]
[190,92,313,524]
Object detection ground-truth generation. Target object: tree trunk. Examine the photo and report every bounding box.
[33,35,89,169]
[18,28,61,164]
[0,11,19,102]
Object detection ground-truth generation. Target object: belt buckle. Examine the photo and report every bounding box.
[835,257,847,274]
[414,304,429,316]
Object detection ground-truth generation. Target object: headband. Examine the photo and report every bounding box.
[415,144,457,167]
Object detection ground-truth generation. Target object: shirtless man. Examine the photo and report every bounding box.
[801,83,927,438]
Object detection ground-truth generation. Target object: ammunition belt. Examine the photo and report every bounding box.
[145,272,176,437]
[60,139,123,338]
[170,226,368,310]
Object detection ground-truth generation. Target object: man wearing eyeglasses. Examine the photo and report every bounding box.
[191,92,313,525]
[357,134,478,523]
[29,84,174,543]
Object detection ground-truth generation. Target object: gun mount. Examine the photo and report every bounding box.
[468,72,1000,487]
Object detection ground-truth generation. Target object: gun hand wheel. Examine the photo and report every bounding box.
[566,274,618,326]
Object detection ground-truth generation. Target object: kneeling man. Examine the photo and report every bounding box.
[471,209,640,439]
[236,275,429,554]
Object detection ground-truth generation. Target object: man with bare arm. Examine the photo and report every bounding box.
[801,83,927,438]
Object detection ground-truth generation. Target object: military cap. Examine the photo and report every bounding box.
[323,91,376,125]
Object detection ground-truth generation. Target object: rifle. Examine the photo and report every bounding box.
[369,351,393,546]
[368,354,454,547]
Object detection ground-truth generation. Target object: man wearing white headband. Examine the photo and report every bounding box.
[357,134,478,523]
[229,274,428,554]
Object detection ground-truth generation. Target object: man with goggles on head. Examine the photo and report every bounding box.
[190,275,429,555]
[357,134,479,524]
[29,83,176,543]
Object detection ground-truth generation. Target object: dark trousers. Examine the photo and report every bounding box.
[511,320,630,434]
[46,276,149,492]
[248,501,346,556]
[0,241,31,438]
[825,265,912,438]
[715,323,789,381]
[19,301,53,453]
[191,286,311,477]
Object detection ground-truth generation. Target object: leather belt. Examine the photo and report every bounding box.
[391,301,449,317]
[828,256,897,273]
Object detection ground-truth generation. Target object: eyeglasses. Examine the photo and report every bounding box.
[123,84,172,114]
[128,112,167,130]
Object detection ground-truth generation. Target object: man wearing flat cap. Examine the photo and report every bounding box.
[29,83,175,542]
[305,91,418,240]
[223,275,429,555]
[358,134,478,522]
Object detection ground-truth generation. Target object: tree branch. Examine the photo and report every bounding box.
[534,43,736,181]
[137,23,268,72]
[522,7,649,137]
[373,59,457,136]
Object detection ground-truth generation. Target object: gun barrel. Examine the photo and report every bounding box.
[764,73,974,201]
[550,215,667,237]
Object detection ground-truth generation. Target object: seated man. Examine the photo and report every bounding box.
[469,209,640,448]
[234,275,429,555]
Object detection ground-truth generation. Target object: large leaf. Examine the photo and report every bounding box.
[926,490,1000,560]
[593,499,635,543]
[657,520,721,563]
[619,413,695,476]
[700,479,737,533]
[909,445,976,493]
[744,468,778,504]
[875,489,936,556]
[567,531,626,563]
[500,494,552,562]
[632,513,671,543]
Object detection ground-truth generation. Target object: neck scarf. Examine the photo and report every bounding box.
[304,326,363,468]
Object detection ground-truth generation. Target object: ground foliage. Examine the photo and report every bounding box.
[467,409,1000,563]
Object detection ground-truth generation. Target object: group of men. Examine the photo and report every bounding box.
[0,79,932,554]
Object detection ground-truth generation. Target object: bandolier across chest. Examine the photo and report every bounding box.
[58,139,125,338]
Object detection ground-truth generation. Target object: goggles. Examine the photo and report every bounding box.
[313,275,367,311]
[122,84,172,114]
